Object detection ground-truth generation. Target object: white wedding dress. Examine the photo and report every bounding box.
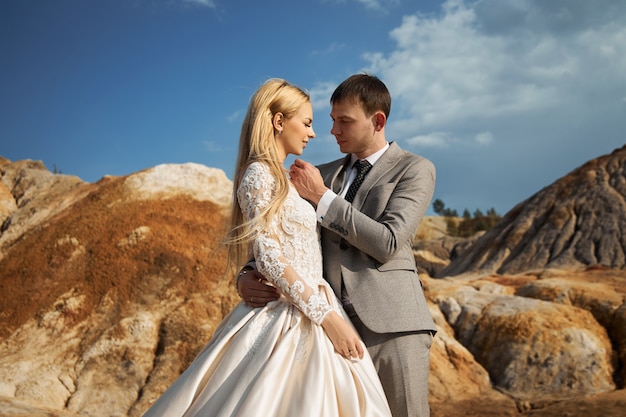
[142,162,391,417]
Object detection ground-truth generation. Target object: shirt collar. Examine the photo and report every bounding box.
[350,142,389,169]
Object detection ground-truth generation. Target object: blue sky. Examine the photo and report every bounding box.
[2,0,625,215]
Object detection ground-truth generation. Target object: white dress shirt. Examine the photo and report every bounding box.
[316,143,389,221]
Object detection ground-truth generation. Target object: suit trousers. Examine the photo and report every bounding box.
[345,303,433,417]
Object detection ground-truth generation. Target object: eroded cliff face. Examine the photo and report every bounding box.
[0,160,238,416]
[438,145,626,277]
[0,156,625,417]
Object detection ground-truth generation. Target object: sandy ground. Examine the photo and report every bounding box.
[431,388,626,417]
[1,389,624,416]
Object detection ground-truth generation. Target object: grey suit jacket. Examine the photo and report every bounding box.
[318,142,436,334]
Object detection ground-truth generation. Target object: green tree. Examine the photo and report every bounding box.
[432,198,445,215]
[432,200,501,236]
[446,218,458,236]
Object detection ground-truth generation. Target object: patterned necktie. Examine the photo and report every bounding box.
[344,159,372,203]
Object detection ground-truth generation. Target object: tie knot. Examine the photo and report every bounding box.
[344,159,372,203]
[353,159,371,174]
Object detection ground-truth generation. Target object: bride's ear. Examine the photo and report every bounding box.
[272,112,284,134]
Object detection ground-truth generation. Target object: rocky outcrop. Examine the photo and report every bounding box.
[0,159,239,416]
[0,156,625,417]
[429,271,620,400]
[514,268,626,385]
[438,145,626,276]
[413,232,483,277]
[0,158,87,261]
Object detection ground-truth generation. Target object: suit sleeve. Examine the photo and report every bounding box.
[322,156,435,264]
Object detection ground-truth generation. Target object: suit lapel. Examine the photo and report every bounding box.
[322,143,402,204]
[351,142,401,206]
[326,156,351,194]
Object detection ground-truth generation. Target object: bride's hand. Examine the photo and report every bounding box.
[321,311,365,360]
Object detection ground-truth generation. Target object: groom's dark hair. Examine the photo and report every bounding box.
[330,73,391,118]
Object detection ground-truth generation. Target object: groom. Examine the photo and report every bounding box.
[237,73,437,417]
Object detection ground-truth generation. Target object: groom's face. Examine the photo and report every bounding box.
[330,100,377,157]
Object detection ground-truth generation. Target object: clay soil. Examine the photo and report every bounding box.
[1,169,624,416]
[0,177,232,341]
[431,389,626,417]
[1,389,625,417]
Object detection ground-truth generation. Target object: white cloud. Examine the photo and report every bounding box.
[368,7,552,132]
[309,81,335,114]
[356,0,384,11]
[324,0,399,12]
[181,0,217,8]
[406,131,457,148]
[227,110,243,124]
[474,131,494,145]
[203,140,223,152]
[311,42,347,56]
[359,0,625,151]
[355,0,626,212]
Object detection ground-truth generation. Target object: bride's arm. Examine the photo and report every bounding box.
[238,163,334,324]
[238,163,363,359]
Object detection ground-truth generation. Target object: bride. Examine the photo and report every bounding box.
[142,78,391,417]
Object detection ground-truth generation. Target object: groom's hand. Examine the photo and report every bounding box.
[289,159,328,205]
[237,267,279,308]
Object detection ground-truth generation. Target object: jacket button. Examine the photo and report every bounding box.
[340,242,348,250]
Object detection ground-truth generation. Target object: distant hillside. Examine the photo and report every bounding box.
[438,145,626,277]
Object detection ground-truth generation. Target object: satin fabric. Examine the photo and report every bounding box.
[143,162,391,417]
[143,292,391,417]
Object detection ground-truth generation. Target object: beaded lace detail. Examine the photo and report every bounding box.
[237,162,334,325]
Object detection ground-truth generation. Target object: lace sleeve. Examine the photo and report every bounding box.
[237,162,333,325]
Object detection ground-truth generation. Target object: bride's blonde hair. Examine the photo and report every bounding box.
[227,78,310,269]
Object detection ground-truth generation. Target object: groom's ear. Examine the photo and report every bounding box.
[373,112,386,131]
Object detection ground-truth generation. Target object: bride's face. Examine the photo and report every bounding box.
[275,102,315,159]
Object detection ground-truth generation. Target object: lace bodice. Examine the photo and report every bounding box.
[237,162,335,325]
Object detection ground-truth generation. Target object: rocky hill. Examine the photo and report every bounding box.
[0,154,625,417]
[438,145,626,277]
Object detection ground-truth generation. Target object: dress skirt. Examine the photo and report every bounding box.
[142,285,391,417]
